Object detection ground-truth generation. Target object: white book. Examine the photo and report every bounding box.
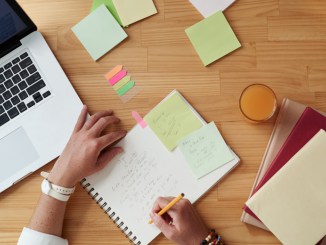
[189,0,236,18]
[81,90,240,244]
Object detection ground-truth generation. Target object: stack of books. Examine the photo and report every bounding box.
[241,98,326,245]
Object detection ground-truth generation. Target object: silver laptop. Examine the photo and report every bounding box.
[0,0,83,192]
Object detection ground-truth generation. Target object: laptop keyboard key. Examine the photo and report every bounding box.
[33,92,43,103]
[4,62,12,70]
[10,86,20,95]
[27,101,35,108]
[43,91,51,98]
[12,57,20,64]
[27,80,45,95]
[0,105,4,114]
[20,70,29,79]
[17,102,27,113]
[3,101,13,110]
[0,113,9,126]
[4,80,13,89]
[11,96,20,105]
[19,57,32,69]
[12,74,21,84]
[8,107,19,119]
[0,74,5,83]
[0,84,5,93]
[27,65,37,74]
[18,91,28,100]
[4,69,13,79]
[12,65,21,74]
[3,91,12,100]
[0,95,4,104]
[0,67,4,73]
[26,72,41,85]
[18,81,27,90]
[20,52,28,59]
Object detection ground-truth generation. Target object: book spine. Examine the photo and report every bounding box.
[80,178,141,245]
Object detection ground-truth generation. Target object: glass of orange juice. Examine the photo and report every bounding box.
[239,84,277,123]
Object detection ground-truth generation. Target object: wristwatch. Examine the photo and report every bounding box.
[40,172,75,202]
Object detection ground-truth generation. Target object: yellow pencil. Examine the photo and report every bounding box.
[149,193,185,224]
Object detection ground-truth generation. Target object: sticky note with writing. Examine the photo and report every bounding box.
[178,122,234,179]
[144,92,203,151]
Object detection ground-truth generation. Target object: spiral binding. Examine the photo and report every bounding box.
[80,178,141,245]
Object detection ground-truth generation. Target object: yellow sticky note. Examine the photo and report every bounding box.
[144,92,203,151]
[113,75,131,91]
[112,0,157,27]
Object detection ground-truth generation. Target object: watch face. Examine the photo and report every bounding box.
[42,180,51,194]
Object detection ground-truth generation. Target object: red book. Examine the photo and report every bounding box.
[244,107,326,219]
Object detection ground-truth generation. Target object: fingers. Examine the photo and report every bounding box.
[90,116,121,136]
[96,147,124,171]
[97,131,127,150]
[152,197,175,213]
[83,110,113,130]
[73,105,88,133]
[149,212,175,239]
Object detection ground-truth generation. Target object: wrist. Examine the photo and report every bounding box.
[47,171,77,188]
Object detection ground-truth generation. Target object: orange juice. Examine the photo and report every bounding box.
[239,84,277,122]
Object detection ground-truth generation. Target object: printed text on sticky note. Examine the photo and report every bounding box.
[178,122,234,179]
[144,92,203,151]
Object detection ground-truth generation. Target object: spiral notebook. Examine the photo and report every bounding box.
[81,90,240,244]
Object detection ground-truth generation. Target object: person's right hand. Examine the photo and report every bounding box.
[150,197,208,245]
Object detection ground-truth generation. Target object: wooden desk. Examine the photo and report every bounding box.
[1,0,326,244]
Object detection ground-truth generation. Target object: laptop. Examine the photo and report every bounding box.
[0,0,83,192]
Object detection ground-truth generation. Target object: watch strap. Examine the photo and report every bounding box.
[40,171,75,195]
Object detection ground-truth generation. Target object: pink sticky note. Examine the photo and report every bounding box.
[132,111,147,128]
[109,70,127,85]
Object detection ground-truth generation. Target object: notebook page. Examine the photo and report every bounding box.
[85,124,239,244]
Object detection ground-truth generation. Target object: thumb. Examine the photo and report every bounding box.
[96,147,123,171]
[150,212,174,237]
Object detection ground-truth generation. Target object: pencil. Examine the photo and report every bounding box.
[149,193,185,224]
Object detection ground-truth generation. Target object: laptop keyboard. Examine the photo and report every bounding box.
[0,52,51,127]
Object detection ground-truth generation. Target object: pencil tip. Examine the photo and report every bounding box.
[181,193,184,197]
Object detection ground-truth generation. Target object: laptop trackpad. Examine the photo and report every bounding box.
[0,128,39,181]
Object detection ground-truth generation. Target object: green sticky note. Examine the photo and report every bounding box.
[113,75,131,91]
[178,122,234,179]
[90,0,122,25]
[117,80,135,96]
[144,92,203,151]
[185,11,241,66]
[112,0,157,27]
[72,5,127,61]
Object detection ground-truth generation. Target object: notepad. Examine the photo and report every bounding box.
[246,130,326,245]
[112,0,157,26]
[81,90,240,244]
[72,5,127,61]
[90,0,122,25]
[189,0,236,18]
[185,11,241,66]
[178,122,234,179]
[144,92,203,151]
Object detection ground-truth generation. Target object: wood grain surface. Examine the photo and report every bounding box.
[1,0,326,244]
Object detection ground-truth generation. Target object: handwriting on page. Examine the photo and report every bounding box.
[110,151,179,223]
[178,122,234,179]
[145,92,203,151]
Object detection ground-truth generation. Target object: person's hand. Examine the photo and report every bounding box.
[150,197,208,245]
[47,105,127,187]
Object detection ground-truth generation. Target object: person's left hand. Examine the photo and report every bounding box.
[48,105,127,187]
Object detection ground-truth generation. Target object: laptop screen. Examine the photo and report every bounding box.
[0,0,27,45]
[0,0,36,57]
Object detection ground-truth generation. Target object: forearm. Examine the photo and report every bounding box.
[28,193,67,237]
